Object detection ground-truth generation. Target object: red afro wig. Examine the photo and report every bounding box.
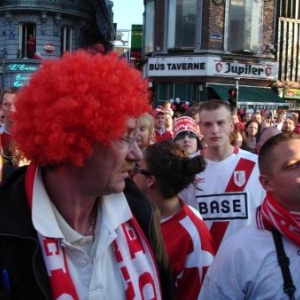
[12,50,150,166]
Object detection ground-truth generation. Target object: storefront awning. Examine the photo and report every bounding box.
[209,84,290,110]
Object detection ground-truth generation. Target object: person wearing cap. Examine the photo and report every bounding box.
[0,50,173,299]
[133,140,215,300]
[152,108,173,143]
[173,116,202,156]
[179,100,265,252]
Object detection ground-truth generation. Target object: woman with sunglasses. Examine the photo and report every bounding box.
[133,140,215,300]
[173,116,203,156]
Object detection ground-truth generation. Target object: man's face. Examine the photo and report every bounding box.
[154,113,165,130]
[251,113,262,124]
[1,92,16,122]
[282,119,295,133]
[199,107,233,149]
[260,139,300,212]
[82,118,142,195]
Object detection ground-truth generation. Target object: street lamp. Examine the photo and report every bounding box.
[235,77,240,107]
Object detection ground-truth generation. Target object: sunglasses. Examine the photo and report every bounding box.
[133,163,152,176]
[175,131,198,140]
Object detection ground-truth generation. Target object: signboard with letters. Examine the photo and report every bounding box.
[6,63,39,87]
[147,56,279,80]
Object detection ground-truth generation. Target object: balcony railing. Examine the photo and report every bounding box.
[0,0,95,17]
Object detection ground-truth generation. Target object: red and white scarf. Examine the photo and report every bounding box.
[25,162,162,300]
[256,192,300,247]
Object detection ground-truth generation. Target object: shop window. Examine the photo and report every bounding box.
[19,23,36,59]
[227,0,263,54]
[61,26,72,55]
[167,0,197,49]
[155,82,196,106]
[144,1,155,54]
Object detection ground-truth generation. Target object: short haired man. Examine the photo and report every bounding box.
[200,133,300,300]
[251,111,262,124]
[180,100,265,251]
[0,50,171,299]
[0,87,18,150]
[282,118,296,133]
[152,108,173,142]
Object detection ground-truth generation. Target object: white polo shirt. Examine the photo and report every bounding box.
[32,167,131,300]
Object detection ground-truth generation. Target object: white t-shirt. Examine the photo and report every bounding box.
[180,148,265,248]
[200,224,300,300]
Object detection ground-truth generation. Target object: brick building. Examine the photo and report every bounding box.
[276,0,300,109]
[143,0,290,111]
[0,0,114,88]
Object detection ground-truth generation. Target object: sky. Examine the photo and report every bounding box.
[112,0,144,31]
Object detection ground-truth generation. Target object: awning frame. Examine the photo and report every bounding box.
[208,83,290,110]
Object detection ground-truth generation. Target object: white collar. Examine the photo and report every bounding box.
[32,167,133,240]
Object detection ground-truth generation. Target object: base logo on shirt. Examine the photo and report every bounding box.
[196,192,248,220]
[233,171,246,187]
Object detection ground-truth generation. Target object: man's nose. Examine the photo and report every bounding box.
[10,103,16,112]
[211,123,219,133]
[126,141,142,161]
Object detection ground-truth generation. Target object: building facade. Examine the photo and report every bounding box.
[276,0,300,109]
[143,0,290,111]
[0,0,114,88]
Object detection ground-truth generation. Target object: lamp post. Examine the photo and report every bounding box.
[198,84,203,102]
[235,77,240,107]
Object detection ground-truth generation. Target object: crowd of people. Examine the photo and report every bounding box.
[0,46,300,300]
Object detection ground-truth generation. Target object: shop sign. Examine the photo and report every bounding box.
[7,64,37,72]
[11,73,32,87]
[148,57,207,77]
[209,60,279,80]
[238,103,289,110]
[283,88,300,100]
[44,43,55,53]
[147,56,278,80]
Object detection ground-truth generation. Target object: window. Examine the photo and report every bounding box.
[19,23,36,59]
[156,82,196,104]
[144,1,155,54]
[167,0,197,49]
[227,0,263,54]
[61,26,72,55]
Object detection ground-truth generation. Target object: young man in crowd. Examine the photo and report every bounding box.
[0,87,18,151]
[200,133,300,299]
[152,108,173,142]
[180,99,265,251]
[0,50,172,299]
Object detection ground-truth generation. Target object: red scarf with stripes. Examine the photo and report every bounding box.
[25,163,162,300]
[256,192,300,247]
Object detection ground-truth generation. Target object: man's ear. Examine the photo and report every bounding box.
[259,174,274,193]
[146,175,156,189]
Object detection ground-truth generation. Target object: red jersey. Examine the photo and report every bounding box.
[154,129,173,142]
[161,201,215,300]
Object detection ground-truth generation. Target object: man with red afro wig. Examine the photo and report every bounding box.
[0,50,173,299]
